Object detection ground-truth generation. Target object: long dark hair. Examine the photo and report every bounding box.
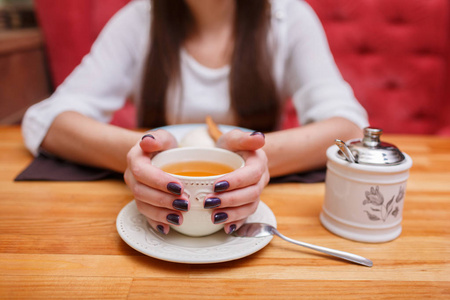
[139,0,280,132]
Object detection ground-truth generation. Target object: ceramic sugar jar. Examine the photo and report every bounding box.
[320,128,413,243]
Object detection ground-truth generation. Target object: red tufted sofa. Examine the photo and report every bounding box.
[34,0,450,135]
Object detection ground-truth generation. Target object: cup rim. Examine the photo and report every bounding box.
[151,147,245,180]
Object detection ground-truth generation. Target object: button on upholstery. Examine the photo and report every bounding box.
[387,15,408,25]
[357,44,375,55]
[385,79,401,90]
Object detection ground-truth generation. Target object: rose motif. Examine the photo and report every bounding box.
[391,207,399,217]
[363,186,404,222]
[395,186,405,203]
[363,186,384,206]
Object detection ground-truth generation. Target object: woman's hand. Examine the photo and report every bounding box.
[124,129,188,235]
[211,130,270,234]
[124,128,269,236]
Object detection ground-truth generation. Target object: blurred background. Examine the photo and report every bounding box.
[1,0,449,136]
[0,0,48,124]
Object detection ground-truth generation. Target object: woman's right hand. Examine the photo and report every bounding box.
[123,129,187,235]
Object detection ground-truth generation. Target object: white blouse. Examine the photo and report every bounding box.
[22,0,369,156]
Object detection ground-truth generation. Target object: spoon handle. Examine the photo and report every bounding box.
[272,229,373,267]
[335,139,356,163]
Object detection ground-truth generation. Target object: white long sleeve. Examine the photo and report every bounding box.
[22,0,368,156]
[271,0,368,128]
[22,0,150,155]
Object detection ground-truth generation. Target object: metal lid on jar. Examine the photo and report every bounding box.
[336,128,406,165]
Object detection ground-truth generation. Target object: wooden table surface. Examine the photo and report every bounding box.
[0,126,449,299]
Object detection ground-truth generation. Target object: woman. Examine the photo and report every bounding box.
[22,0,368,235]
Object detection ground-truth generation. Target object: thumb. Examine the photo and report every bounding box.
[216,130,265,152]
[139,130,178,153]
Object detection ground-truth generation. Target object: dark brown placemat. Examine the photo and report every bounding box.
[15,154,122,181]
[269,168,326,184]
[15,153,325,183]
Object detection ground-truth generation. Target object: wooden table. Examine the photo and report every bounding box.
[0,126,449,299]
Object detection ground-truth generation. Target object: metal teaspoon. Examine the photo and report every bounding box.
[233,223,373,267]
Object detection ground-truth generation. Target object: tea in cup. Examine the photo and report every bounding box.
[151,147,244,236]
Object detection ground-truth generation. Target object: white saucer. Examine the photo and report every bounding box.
[116,200,276,264]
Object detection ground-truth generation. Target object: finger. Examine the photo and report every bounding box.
[126,141,184,196]
[213,149,269,192]
[125,169,189,211]
[216,130,265,152]
[211,200,260,225]
[139,129,178,154]
[205,180,263,209]
[224,218,248,235]
[146,218,170,235]
[136,199,184,226]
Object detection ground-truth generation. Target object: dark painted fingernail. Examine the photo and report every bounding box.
[167,182,182,195]
[141,134,155,141]
[204,197,221,209]
[250,131,265,138]
[172,199,188,211]
[214,181,230,192]
[167,214,180,225]
[228,224,237,235]
[157,225,166,235]
[214,212,228,224]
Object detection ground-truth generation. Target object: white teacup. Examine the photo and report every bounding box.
[151,147,245,237]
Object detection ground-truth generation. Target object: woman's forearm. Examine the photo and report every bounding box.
[41,113,362,176]
[41,111,143,173]
[264,117,363,177]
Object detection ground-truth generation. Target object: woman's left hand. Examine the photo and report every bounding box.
[209,130,270,234]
